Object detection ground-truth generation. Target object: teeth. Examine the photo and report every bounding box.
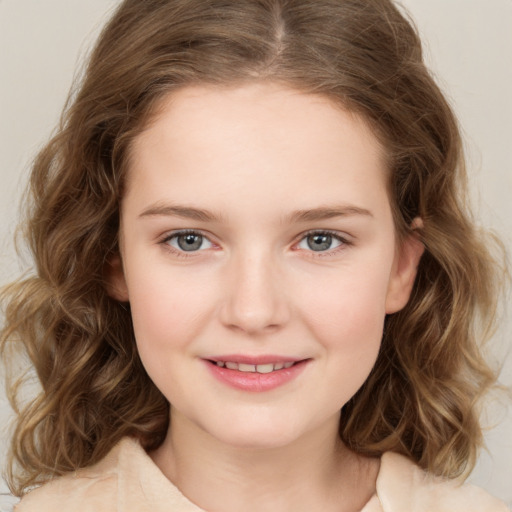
[256,363,274,374]
[238,363,256,372]
[214,361,296,373]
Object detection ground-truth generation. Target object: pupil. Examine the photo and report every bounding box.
[308,234,332,251]
[178,234,202,251]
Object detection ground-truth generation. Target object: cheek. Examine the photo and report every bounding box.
[127,265,215,356]
[126,268,218,403]
[306,280,387,405]
[297,263,390,385]
[302,262,389,335]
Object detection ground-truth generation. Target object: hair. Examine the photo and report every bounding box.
[1,0,505,497]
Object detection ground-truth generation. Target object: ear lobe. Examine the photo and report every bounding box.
[385,219,425,314]
[105,253,129,302]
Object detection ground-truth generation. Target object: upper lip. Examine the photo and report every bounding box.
[206,354,306,365]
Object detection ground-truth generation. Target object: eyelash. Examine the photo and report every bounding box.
[296,229,351,256]
[159,229,351,258]
[159,229,215,258]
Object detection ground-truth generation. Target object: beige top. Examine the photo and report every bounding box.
[15,437,508,512]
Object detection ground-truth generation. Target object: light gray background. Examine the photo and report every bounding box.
[1,0,511,509]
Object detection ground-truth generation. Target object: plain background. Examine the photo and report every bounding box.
[0,0,511,509]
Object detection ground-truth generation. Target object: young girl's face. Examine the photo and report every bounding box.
[110,83,421,449]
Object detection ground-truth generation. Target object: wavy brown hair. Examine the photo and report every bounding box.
[1,0,505,496]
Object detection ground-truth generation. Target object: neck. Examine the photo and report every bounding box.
[150,410,379,512]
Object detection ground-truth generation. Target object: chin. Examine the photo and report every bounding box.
[204,415,315,451]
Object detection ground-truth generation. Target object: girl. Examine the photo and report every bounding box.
[1,0,509,510]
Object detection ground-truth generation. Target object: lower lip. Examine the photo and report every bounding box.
[204,360,309,392]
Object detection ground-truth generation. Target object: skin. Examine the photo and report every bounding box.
[109,83,424,512]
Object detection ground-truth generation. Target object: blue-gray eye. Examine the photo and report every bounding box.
[298,232,343,252]
[168,232,213,252]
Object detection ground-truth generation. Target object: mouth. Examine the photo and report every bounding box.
[207,360,298,374]
[204,357,310,392]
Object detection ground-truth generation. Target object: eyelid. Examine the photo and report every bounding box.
[157,228,352,258]
[160,228,211,243]
[159,229,218,256]
[293,229,352,254]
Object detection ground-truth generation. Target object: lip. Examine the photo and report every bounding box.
[208,354,303,365]
[203,355,310,392]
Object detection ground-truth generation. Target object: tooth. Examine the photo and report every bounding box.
[283,362,294,369]
[225,362,238,370]
[238,363,256,372]
[256,364,274,374]
[273,363,284,370]
[216,361,225,367]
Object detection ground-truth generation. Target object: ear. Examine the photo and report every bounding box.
[105,253,129,302]
[385,218,425,314]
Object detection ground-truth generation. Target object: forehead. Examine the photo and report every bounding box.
[133,83,384,159]
[125,83,390,219]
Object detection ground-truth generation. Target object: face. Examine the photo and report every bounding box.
[110,83,422,449]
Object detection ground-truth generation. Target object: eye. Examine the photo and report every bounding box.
[164,231,214,252]
[297,231,346,252]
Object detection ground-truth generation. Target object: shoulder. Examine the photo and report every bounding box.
[376,452,509,512]
[14,437,204,512]
[13,439,126,512]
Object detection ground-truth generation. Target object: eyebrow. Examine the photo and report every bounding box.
[287,205,373,223]
[139,204,223,222]
[138,203,373,223]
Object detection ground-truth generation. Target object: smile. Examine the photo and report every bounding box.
[204,357,309,392]
[212,361,295,373]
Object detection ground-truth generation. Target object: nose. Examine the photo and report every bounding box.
[219,250,290,335]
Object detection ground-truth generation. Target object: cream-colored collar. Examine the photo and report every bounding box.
[16,437,508,512]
